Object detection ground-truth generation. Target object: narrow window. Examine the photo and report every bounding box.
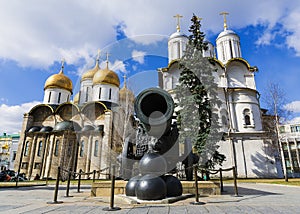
[229,40,233,58]
[37,141,43,157]
[54,140,60,156]
[109,88,112,100]
[24,141,30,156]
[177,41,180,58]
[222,115,228,127]
[243,109,251,126]
[245,115,251,125]
[85,87,89,102]
[99,87,102,99]
[48,92,52,103]
[58,92,61,103]
[67,95,70,102]
[12,151,16,161]
[80,141,85,157]
[94,140,99,157]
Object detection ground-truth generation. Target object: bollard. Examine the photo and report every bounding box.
[77,169,82,193]
[65,168,73,197]
[190,165,205,205]
[232,166,240,197]
[219,168,224,193]
[93,170,96,182]
[47,166,63,204]
[103,165,121,211]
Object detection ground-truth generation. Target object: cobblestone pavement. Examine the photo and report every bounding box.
[0,183,299,213]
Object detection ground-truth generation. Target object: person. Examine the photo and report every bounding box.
[34,174,40,180]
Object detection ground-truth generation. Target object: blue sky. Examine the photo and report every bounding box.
[0,0,300,133]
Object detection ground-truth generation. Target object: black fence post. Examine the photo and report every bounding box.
[103,165,121,211]
[47,166,63,204]
[77,169,82,193]
[93,170,96,182]
[232,166,239,197]
[190,165,205,205]
[219,168,224,193]
[65,168,73,197]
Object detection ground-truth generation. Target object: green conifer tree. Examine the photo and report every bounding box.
[175,14,224,167]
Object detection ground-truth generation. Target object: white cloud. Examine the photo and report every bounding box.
[131,50,146,64]
[100,60,127,74]
[284,101,300,113]
[1,0,300,68]
[287,117,300,124]
[0,101,41,134]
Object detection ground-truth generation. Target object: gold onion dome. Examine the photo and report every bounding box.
[81,60,100,82]
[93,64,120,87]
[119,83,135,102]
[44,70,73,94]
[73,92,79,104]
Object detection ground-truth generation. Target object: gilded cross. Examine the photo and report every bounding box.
[61,58,65,72]
[105,52,111,69]
[220,12,229,30]
[196,16,203,22]
[123,74,127,87]
[173,14,183,32]
[96,49,101,62]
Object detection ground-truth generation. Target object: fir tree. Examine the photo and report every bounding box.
[175,14,224,167]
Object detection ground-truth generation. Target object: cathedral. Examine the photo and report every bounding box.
[14,14,281,180]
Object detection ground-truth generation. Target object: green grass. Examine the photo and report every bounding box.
[222,178,300,186]
[0,179,110,188]
[2,178,300,188]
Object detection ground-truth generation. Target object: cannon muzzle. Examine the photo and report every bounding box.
[134,88,174,138]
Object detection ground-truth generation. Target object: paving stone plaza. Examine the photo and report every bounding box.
[0,183,299,213]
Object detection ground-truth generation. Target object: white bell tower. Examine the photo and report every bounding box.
[216,12,242,64]
[168,14,188,63]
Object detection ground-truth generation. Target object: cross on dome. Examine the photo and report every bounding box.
[220,11,229,30]
[105,52,111,69]
[96,49,101,63]
[173,14,183,32]
[61,58,65,73]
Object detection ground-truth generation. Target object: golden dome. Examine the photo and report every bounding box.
[119,76,134,102]
[119,85,135,102]
[81,61,99,82]
[93,66,120,87]
[44,70,73,94]
[73,92,79,104]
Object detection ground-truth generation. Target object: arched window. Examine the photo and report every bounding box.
[80,140,85,157]
[243,109,251,126]
[245,115,251,125]
[54,140,60,156]
[24,141,30,156]
[222,115,228,127]
[37,141,43,157]
[94,140,99,157]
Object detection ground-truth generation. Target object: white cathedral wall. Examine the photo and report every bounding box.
[43,88,71,105]
[216,35,241,64]
[168,38,187,63]
[79,79,93,104]
[233,92,263,132]
[93,84,119,104]
[217,138,278,178]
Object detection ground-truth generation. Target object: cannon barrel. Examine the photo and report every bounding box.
[134,87,174,138]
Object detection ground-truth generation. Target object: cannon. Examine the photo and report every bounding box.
[134,87,175,138]
[123,88,183,200]
[121,88,179,176]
